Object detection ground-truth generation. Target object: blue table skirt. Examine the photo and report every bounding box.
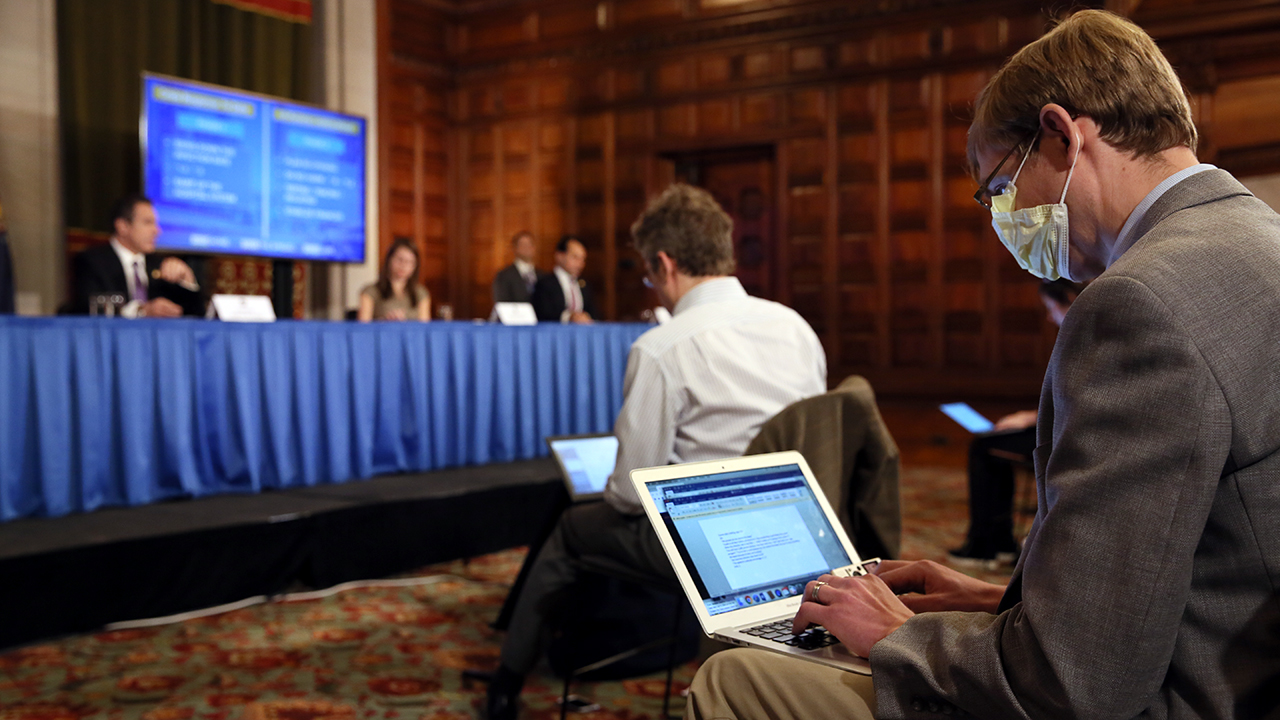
[0,317,649,521]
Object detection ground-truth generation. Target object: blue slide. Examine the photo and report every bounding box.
[143,75,367,263]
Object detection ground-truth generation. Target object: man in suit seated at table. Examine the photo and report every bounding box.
[70,194,202,317]
[530,235,598,324]
[485,184,827,719]
[683,10,1280,720]
[492,230,542,304]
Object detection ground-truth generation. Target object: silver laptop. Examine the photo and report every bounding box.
[546,434,619,502]
[631,451,876,674]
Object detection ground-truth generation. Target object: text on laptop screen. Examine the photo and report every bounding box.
[646,464,851,617]
[549,436,619,495]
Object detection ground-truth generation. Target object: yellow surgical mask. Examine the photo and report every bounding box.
[990,133,1078,281]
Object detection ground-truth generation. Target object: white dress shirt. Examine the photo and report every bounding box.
[553,265,584,323]
[110,237,147,317]
[602,277,828,515]
[1108,163,1217,265]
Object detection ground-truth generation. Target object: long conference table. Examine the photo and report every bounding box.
[0,316,649,522]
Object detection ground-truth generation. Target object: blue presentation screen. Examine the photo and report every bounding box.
[142,75,367,263]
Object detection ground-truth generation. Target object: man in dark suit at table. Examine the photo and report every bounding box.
[70,194,202,317]
[531,235,598,324]
[492,230,542,304]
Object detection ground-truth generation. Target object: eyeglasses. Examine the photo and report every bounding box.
[642,276,654,289]
[973,128,1038,209]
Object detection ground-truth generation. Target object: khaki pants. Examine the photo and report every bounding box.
[685,649,877,720]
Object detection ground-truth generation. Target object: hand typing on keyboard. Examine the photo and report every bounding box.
[744,620,839,649]
[789,571,915,658]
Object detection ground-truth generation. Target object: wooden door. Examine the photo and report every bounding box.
[673,149,777,300]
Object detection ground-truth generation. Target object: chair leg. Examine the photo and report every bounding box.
[560,671,573,720]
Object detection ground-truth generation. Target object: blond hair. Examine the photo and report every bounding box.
[630,184,736,277]
[968,9,1197,178]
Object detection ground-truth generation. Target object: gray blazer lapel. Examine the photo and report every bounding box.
[1129,169,1252,243]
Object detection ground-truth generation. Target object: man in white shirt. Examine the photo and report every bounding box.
[486,184,826,720]
[70,194,199,317]
[530,235,598,324]
[492,231,542,304]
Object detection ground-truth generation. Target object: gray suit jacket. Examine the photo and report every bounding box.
[872,169,1280,719]
[493,263,536,304]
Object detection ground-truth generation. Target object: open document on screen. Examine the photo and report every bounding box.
[647,464,851,616]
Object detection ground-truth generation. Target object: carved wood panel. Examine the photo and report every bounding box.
[375,0,1280,395]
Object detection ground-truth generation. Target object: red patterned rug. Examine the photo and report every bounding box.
[0,465,1013,719]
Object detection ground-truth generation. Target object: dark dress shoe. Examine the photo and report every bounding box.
[481,665,524,720]
[484,685,519,720]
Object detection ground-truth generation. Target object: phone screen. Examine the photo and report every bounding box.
[939,403,995,433]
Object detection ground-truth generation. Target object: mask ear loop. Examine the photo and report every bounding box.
[1056,130,1081,281]
[1059,131,1081,203]
[1008,129,1041,188]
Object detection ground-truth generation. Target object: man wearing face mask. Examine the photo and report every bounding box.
[683,10,1280,720]
[484,184,826,720]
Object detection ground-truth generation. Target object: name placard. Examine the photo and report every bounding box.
[207,294,277,322]
[493,302,538,326]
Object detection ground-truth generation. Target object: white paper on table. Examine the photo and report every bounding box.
[207,294,277,322]
[493,302,538,325]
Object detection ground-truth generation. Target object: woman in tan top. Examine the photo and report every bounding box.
[358,239,431,322]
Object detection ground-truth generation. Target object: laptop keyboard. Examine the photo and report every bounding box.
[740,620,839,649]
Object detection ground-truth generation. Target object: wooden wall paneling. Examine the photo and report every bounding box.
[614,107,654,321]
[536,118,566,267]
[1213,75,1280,151]
[565,116,578,237]
[575,113,609,316]
[835,81,878,370]
[603,111,618,320]
[887,75,931,368]
[784,134,828,337]
[448,119,462,306]
[939,67,1003,371]
[1190,90,1216,165]
[539,3,599,41]
[479,121,507,315]
[382,0,1092,394]
[465,126,497,318]
[823,86,840,372]
[502,121,537,314]
[386,0,448,65]
[377,0,393,291]
[928,72,946,371]
[382,69,450,310]
[614,0,684,30]
[874,79,892,369]
[774,139,791,308]
[453,125,471,318]
[413,120,426,273]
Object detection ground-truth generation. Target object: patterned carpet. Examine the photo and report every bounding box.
[0,465,1016,720]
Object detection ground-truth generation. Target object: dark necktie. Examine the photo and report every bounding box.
[134,260,148,303]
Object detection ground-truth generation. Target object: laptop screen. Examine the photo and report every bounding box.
[548,435,619,497]
[644,463,851,617]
